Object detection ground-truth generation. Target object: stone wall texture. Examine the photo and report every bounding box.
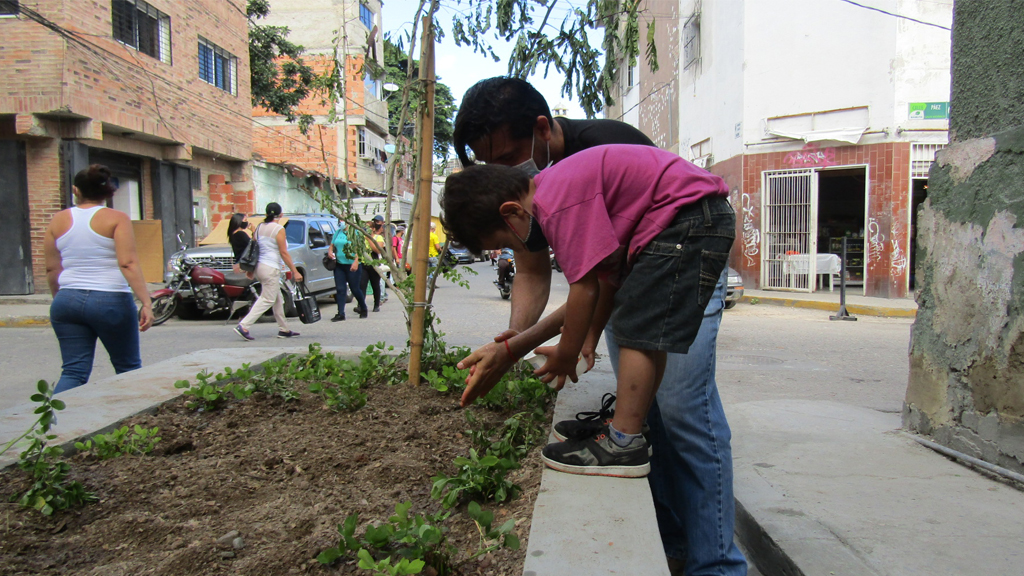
[904,0,1024,473]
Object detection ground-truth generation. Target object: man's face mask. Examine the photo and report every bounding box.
[512,133,551,177]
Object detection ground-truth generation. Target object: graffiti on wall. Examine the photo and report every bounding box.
[867,218,886,267]
[741,192,760,266]
[890,222,908,277]
[783,143,837,168]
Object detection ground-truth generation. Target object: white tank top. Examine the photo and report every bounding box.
[56,206,131,293]
[255,222,284,270]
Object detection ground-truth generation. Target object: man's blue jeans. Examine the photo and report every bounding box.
[50,289,141,394]
[606,268,746,575]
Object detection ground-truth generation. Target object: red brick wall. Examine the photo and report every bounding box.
[25,138,62,292]
[729,141,911,298]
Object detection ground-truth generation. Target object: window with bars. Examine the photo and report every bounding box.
[0,1,19,16]
[359,3,374,29]
[198,38,237,95]
[683,13,700,70]
[112,0,171,63]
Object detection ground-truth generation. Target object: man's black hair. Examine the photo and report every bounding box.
[453,77,552,167]
[440,165,530,254]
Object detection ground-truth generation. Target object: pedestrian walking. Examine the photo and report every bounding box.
[227,212,250,274]
[327,223,368,321]
[43,164,154,393]
[233,203,302,341]
[359,215,386,312]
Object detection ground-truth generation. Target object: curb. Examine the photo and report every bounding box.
[0,316,51,328]
[739,295,916,318]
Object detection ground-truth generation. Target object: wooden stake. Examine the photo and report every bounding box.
[408,15,435,386]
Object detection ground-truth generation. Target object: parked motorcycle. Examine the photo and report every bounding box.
[150,252,262,326]
[494,249,515,300]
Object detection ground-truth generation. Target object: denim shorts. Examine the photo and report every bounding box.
[609,196,736,354]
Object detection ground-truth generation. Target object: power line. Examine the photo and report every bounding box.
[836,0,950,31]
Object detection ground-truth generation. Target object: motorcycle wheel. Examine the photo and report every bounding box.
[151,294,177,326]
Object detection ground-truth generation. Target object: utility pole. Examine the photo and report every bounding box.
[407,14,435,386]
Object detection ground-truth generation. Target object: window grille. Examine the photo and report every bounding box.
[112,0,171,63]
[190,167,202,190]
[0,1,19,16]
[360,3,374,29]
[910,143,946,179]
[358,128,367,159]
[683,13,700,70]
[198,37,237,95]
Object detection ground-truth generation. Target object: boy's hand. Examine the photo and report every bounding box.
[457,341,516,407]
[533,345,580,391]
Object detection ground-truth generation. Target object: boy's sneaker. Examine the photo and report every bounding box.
[234,324,255,341]
[541,425,650,478]
[552,392,616,441]
[277,330,300,338]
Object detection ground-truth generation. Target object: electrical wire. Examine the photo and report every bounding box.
[836,0,950,31]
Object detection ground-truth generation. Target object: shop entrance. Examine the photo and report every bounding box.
[817,167,867,291]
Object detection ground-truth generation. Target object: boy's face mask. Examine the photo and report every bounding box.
[504,212,550,253]
[512,133,551,177]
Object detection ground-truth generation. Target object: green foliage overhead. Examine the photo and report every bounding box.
[448,0,658,117]
[383,38,457,161]
[248,0,317,131]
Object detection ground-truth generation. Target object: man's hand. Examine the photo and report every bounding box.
[532,345,580,391]
[456,341,517,407]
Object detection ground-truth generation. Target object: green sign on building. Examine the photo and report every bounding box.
[909,102,950,120]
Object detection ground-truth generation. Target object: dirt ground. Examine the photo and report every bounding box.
[0,377,549,576]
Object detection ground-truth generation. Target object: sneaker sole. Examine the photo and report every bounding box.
[234,328,253,341]
[540,453,651,478]
[552,427,654,457]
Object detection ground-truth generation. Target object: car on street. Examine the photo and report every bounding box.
[447,242,477,265]
[725,267,744,309]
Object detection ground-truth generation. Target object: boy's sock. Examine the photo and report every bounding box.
[608,422,644,449]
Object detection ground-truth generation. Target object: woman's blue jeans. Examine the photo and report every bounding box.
[607,268,747,575]
[50,289,141,394]
[333,264,367,315]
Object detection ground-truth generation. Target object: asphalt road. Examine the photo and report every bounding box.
[0,261,914,414]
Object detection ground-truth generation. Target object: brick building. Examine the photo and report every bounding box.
[0,0,252,294]
[250,0,413,214]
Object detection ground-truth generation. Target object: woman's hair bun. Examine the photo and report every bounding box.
[74,164,119,201]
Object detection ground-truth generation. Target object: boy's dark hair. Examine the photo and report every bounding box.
[73,164,118,201]
[453,77,552,167]
[440,165,530,254]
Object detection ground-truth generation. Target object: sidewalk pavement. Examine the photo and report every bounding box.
[740,288,918,318]
[4,341,1019,576]
[0,284,165,327]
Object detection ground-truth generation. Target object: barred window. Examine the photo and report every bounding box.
[0,1,19,16]
[112,0,171,63]
[359,3,374,29]
[683,13,700,70]
[198,37,237,95]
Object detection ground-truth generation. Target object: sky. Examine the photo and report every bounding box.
[381,0,596,119]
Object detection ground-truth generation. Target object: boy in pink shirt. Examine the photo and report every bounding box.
[442,144,735,477]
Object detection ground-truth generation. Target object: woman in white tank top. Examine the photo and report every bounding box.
[234,202,303,341]
[43,165,154,394]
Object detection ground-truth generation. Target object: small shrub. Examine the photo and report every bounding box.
[74,424,161,459]
[430,448,520,509]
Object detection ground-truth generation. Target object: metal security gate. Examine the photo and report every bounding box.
[761,169,818,292]
[0,141,33,294]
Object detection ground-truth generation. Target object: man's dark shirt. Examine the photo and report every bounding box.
[556,117,656,157]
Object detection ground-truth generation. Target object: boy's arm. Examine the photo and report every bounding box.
[534,270,600,389]
[580,278,618,371]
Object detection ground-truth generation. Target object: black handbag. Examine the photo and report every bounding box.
[237,223,261,272]
[322,253,337,271]
[290,280,321,324]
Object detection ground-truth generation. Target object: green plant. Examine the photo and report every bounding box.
[74,424,161,459]
[466,500,520,558]
[430,448,520,509]
[7,381,96,515]
[173,364,259,411]
[466,411,547,463]
[421,365,469,394]
[477,367,556,414]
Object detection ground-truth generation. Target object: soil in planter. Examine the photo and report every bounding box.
[0,379,550,576]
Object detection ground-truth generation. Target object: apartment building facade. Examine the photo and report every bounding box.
[0,0,253,294]
[607,0,952,298]
[250,0,411,218]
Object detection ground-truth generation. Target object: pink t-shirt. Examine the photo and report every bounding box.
[532,144,729,284]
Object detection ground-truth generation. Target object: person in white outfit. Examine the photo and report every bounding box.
[43,164,154,393]
[234,202,302,341]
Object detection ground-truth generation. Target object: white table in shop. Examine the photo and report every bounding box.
[783,253,843,291]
